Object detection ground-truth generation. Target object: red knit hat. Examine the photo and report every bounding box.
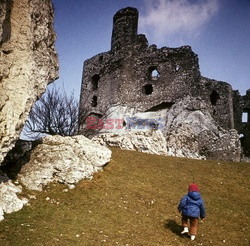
[188,183,199,192]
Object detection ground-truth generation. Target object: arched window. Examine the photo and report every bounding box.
[148,66,160,80]
[151,69,160,79]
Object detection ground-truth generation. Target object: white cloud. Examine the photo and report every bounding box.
[139,0,219,45]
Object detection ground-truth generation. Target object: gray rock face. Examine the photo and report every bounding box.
[164,97,241,161]
[19,135,112,191]
[0,0,59,164]
[92,97,241,161]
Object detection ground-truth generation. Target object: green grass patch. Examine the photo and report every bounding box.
[0,148,249,245]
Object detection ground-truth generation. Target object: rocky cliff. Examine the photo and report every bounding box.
[0,0,59,164]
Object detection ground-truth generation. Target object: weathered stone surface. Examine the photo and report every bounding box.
[19,135,112,191]
[94,130,169,156]
[0,0,59,164]
[0,171,28,221]
[164,97,241,161]
[79,6,250,158]
[93,97,241,161]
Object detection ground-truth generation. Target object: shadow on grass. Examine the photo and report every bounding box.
[164,219,189,238]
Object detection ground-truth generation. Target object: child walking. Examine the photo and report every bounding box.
[178,183,206,241]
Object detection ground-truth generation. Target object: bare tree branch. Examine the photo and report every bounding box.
[22,85,79,140]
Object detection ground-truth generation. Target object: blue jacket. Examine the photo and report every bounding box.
[178,192,206,219]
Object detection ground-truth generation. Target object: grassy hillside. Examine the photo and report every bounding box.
[0,148,249,246]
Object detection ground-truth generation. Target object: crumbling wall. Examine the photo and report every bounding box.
[79,44,200,120]
[79,7,234,133]
[0,0,59,164]
[241,90,250,156]
[79,7,202,131]
[234,89,250,156]
[78,6,249,160]
[199,77,235,130]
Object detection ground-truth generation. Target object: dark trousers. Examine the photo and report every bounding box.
[182,215,199,235]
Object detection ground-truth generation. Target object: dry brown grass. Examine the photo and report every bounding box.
[0,147,249,245]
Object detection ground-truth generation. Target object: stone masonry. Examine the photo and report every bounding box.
[79,7,250,157]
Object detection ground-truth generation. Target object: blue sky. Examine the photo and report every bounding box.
[52,0,250,99]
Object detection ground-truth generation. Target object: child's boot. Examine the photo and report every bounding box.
[181,227,189,234]
[190,235,195,240]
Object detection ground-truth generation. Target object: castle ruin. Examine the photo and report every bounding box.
[79,7,250,158]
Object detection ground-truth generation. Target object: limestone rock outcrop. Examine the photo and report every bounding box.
[92,97,241,161]
[0,135,111,220]
[164,97,241,161]
[19,135,112,191]
[94,130,169,156]
[0,0,59,164]
[0,172,28,221]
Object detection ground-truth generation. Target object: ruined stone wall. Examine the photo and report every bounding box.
[242,90,250,156]
[233,90,244,132]
[79,7,235,133]
[78,6,250,158]
[233,89,250,156]
[79,45,200,115]
[242,90,250,116]
[0,0,59,164]
[199,77,235,130]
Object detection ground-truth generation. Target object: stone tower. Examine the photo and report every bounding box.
[111,7,138,51]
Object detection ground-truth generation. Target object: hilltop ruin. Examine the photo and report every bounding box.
[79,7,250,159]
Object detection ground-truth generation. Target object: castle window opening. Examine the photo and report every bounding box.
[175,65,181,72]
[142,84,153,95]
[92,74,100,91]
[210,90,220,105]
[148,66,160,80]
[91,95,98,107]
[242,112,248,123]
